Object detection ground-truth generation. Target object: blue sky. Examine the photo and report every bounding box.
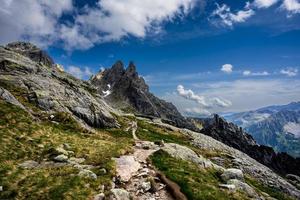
[1,0,300,115]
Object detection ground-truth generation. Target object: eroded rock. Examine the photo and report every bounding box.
[110,188,130,200]
[221,168,244,182]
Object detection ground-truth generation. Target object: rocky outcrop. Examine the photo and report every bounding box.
[90,61,197,131]
[5,42,54,67]
[0,87,25,110]
[0,42,117,128]
[162,143,219,169]
[195,114,300,176]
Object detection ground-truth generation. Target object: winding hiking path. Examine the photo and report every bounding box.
[113,121,174,200]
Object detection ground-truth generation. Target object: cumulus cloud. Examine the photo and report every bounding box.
[64,0,196,50]
[66,66,94,79]
[0,0,197,50]
[0,0,73,47]
[184,107,212,116]
[177,85,232,108]
[280,68,298,76]
[281,0,300,14]
[243,70,270,76]
[221,64,233,73]
[211,3,255,27]
[253,0,279,8]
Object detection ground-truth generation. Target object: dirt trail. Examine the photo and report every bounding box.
[113,121,174,200]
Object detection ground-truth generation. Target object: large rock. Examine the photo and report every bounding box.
[113,155,141,182]
[227,179,258,198]
[0,87,25,110]
[6,42,54,67]
[0,42,118,129]
[162,143,221,169]
[110,188,130,200]
[78,169,97,180]
[90,61,197,131]
[221,168,244,182]
[53,154,68,162]
[19,160,39,169]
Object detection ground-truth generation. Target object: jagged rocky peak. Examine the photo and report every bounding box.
[5,41,54,67]
[91,61,197,130]
[91,60,148,92]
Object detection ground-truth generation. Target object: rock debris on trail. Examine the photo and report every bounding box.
[112,121,175,200]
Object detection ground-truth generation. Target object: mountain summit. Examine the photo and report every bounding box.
[90,61,197,130]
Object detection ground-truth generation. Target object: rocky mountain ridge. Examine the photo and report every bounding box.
[90,61,197,131]
[191,114,300,176]
[224,102,300,157]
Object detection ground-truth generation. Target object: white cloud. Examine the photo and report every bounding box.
[280,68,298,76]
[0,0,73,47]
[184,107,211,116]
[161,79,300,116]
[59,0,197,50]
[281,0,300,14]
[284,122,300,138]
[211,3,255,27]
[221,64,233,73]
[176,85,232,108]
[66,66,94,79]
[253,0,279,8]
[0,0,196,50]
[243,70,270,76]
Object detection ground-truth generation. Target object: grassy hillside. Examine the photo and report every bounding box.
[0,100,133,199]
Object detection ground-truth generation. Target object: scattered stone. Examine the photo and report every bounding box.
[98,185,105,192]
[99,168,107,174]
[55,147,69,156]
[63,143,71,150]
[0,185,3,192]
[110,188,130,200]
[37,144,45,148]
[39,161,67,168]
[53,154,68,162]
[111,181,116,189]
[141,181,151,192]
[68,157,85,164]
[94,193,105,200]
[78,169,97,180]
[219,184,236,190]
[221,168,244,182]
[228,179,258,198]
[49,114,55,119]
[19,160,39,169]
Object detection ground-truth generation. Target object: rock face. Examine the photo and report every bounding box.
[162,143,218,169]
[0,87,26,110]
[90,61,197,130]
[224,102,300,157]
[0,42,117,128]
[6,42,54,67]
[194,114,300,176]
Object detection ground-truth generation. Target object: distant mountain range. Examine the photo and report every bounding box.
[224,102,300,157]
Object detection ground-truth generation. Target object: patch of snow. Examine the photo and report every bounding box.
[102,84,112,97]
[284,122,300,138]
